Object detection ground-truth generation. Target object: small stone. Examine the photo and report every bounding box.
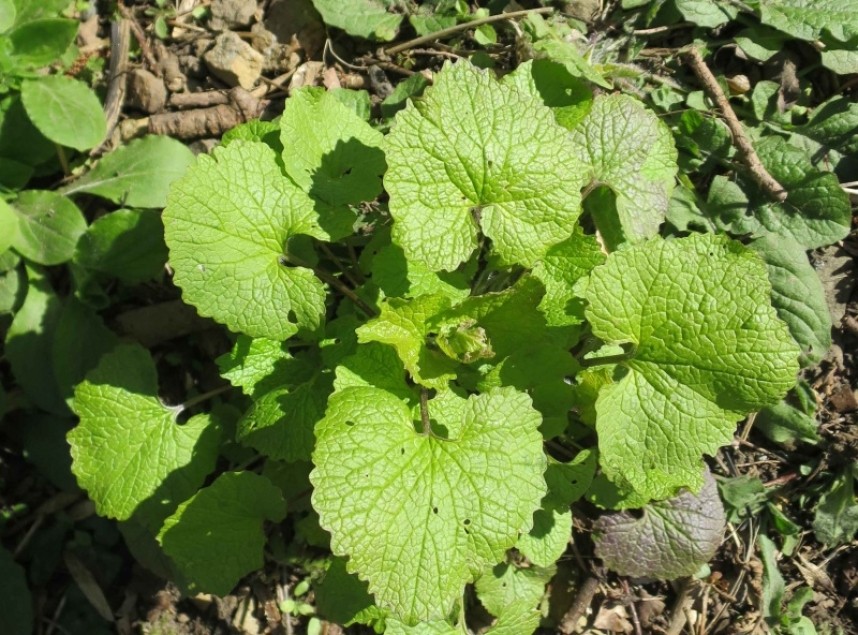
[204,31,265,90]
[209,0,257,30]
[127,68,167,113]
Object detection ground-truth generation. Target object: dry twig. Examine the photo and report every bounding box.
[684,47,787,203]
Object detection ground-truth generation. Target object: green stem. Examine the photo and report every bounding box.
[419,388,431,436]
[285,253,377,318]
[578,346,636,368]
[180,384,232,411]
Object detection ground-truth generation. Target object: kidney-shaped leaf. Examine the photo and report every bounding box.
[582,234,799,501]
[69,344,221,524]
[384,61,586,271]
[163,141,328,339]
[594,469,726,579]
[311,386,546,623]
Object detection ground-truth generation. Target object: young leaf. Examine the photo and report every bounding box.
[0,199,18,255]
[311,386,546,623]
[475,562,553,620]
[502,59,593,131]
[158,472,287,596]
[384,61,586,271]
[750,235,831,367]
[60,136,195,208]
[0,0,16,32]
[531,227,605,326]
[73,209,168,285]
[10,191,86,266]
[279,87,385,216]
[371,243,471,302]
[236,374,332,462]
[569,94,677,243]
[310,0,402,41]
[163,141,328,339]
[357,294,457,389]
[316,557,386,627]
[216,335,315,397]
[386,621,460,635]
[594,469,725,579]
[21,76,106,151]
[69,344,221,523]
[582,234,799,501]
[333,342,414,401]
[812,468,858,546]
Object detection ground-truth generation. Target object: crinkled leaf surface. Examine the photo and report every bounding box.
[0,199,16,254]
[475,562,553,619]
[21,76,106,151]
[594,469,725,579]
[532,227,605,326]
[216,335,315,397]
[163,141,328,339]
[316,557,386,627]
[280,87,385,215]
[236,374,331,462]
[386,621,460,635]
[69,344,221,523]
[357,295,456,389]
[759,0,858,42]
[371,243,471,302]
[310,0,402,41]
[570,94,677,242]
[158,472,287,596]
[708,137,851,249]
[311,386,546,623]
[384,61,585,271]
[502,59,593,131]
[582,234,799,501]
[750,235,831,367]
[61,136,195,208]
[333,342,414,401]
[11,190,86,266]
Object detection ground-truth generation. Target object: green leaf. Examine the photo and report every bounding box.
[381,73,430,118]
[333,342,414,401]
[0,95,54,168]
[163,141,328,339]
[758,533,786,623]
[755,400,820,446]
[674,0,737,27]
[483,601,541,635]
[5,267,68,415]
[476,562,552,620]
[6,18,77,66]
[61,136,195,208]
[69,344,221,523]
[11,0,70,25]
[750,235,831,367]
[0,199,17,254]
[570,94,677,244]
[357,295,456,389]
[502,59,593,131]
[759,0,858,43]
[280,87,385,218]
[316,557,386,627]
[10,191,86,266]
[73,209,168,285]
[236,374,332,462]
[386,620,460,635]
[158,472,287,595]
[594,469,725,579]
[0,0,16,33]
[216,335,315,397]
[531,38,611,90]
[51,299,118,407]
[707,137,851,249]
[582,234,799,501]
[531,227,605,327]
[821,47,858,74]
[384,61,586,270]
[21,76,106,151]
[310,0,402,41]
[311,386,546,622]
[371,243,471,302]
[813,468,858,546]
[0,547,32,635]
[221,118,281,149]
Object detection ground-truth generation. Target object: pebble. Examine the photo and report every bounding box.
[127,68,167,113]
[204,31,265,90]
[209,0,257,30]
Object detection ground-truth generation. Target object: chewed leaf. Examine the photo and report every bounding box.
[163,141,328,339]
[594,469,726,579]
[384,61,586,271]
[311,386,546,623]
[583,234,798,501]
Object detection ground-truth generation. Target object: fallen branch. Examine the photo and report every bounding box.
[385,7,553,56]
[101,18,130,146]
[684,47,787,203]
[559,574,600,634]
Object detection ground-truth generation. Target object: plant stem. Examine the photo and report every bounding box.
[683,47,787,203]
[180,384,232,411]
[385,7,553,56]
[420,388,431,436]
[285,253,377,318]
[578,349,636,368]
